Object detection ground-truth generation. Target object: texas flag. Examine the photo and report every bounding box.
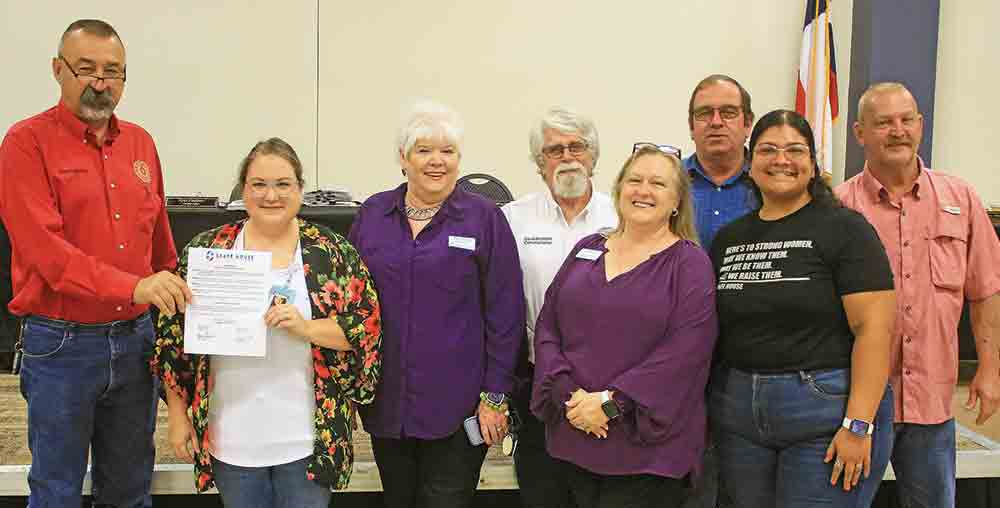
[796,0,839,175]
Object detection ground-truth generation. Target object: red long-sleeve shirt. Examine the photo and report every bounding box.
[0,102,176,323]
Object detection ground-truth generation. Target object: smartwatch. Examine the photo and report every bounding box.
[600,390,620,420]
[842,417,874,437]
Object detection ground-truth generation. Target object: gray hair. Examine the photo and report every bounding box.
[396,99,464,157]
[58,19,123,55]
[529,107,600,168]
[857,82,918,123]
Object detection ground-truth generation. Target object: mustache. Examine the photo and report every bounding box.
[555,162,585,174]
[80,86,115,110]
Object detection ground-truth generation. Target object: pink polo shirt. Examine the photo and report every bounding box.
[837,162,1000,424]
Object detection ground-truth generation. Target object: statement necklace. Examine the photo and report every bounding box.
[404,203,442,221]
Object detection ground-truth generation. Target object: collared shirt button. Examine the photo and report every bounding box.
[903,240,910,247]
[104,154,108,160]
[905,369,911,375]
[115,305,123,312]
[118,243,125,250]
[114,213,121,220]
[904,335,911,343]
[904,273,911,279]
[716,187,722,192]
[110,183,117,189]
[905,304,912,312]
[714,210,720,216]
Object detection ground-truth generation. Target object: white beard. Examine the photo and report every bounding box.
[553,165,589,199]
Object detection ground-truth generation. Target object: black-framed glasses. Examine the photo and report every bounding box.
[633,142,682,159]
[58,55,127,84]
[692,106,741,123]
[541,141,589,160]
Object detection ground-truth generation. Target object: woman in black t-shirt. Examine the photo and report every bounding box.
[709,110,895,508]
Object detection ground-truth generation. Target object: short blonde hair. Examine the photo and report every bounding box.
[610,146,699,245]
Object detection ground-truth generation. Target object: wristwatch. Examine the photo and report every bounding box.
[842,417,874,437]
[480,391,507,412]
[600,390,620,420]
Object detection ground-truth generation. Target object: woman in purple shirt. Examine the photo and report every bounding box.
[348,100,525,508]
[531,144,718,508]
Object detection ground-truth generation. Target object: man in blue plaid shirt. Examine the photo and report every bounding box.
[681,75,754,508]
[683,74,755,250]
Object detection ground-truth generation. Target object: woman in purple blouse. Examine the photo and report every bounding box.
[347,100,525,508]
[531,144,718,508]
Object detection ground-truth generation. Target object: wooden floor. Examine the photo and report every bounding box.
[0,373,514,494]
[3,373,1000,495]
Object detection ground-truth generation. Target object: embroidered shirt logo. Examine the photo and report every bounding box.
[523,236,553,246]
[133,160,151,184]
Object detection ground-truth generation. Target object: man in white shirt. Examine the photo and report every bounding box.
[502,107,617,508]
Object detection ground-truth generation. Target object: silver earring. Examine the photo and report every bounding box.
[671,209,679,217]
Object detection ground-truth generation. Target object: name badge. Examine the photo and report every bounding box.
[576,248,603,261]
[943,205,961,215]
[448,236,476,251]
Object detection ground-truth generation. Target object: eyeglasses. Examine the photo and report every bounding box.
[633,142,682,159]
[753,143,811,160]
[58,55,127,84]
[246,180,300,198]
[541,141,589,160]
[692,106,742,123]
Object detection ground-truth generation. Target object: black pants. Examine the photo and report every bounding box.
[513,362,577,508]
[371,429,488,508]
[561,459,689,508]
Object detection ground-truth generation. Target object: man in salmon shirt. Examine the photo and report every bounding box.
[836,81,1000,508]
[0,19,191,508]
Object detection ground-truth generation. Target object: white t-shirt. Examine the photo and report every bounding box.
[208,230,315,467]
[502,190,617,362]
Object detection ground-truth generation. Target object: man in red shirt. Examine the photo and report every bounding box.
[837,82,1000,508]
[0,19,191,508]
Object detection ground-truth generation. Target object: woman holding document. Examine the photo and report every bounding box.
[151,138,382,507]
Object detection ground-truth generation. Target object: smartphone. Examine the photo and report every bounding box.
[463,415,484,446]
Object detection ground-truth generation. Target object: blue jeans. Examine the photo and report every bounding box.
[19,313,157,508]
[211,456,331,508]
[890,419,956,508]
[710,367,894,508]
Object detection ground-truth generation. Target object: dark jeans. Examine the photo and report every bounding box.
[681,444,718,508]
[19,313,157,508]
[513,362,576,508]
[371,429,489,508]
[560,459,689,508]
[891,419,957,508]
[711,367,894,508]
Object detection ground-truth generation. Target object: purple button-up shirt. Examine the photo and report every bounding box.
[531,234,717,478]
[349,184,525,439]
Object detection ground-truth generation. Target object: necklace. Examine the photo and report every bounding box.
[405,203,442,221]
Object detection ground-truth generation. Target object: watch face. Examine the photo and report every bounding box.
[849,420,870,435]
[601,400,620,419]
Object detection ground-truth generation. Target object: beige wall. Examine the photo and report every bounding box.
[320,1,854,199]
[2,2,858,201]
[0,2,317,199]
[933,0,1000,205]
